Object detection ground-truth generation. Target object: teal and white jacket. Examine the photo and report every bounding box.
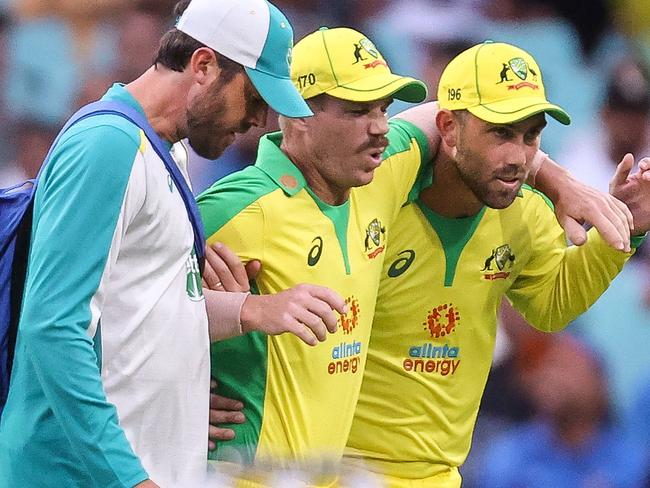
[0,84,210,488]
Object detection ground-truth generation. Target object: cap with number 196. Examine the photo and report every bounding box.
[438,41,571,125]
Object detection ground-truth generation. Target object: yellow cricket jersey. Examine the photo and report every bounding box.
[345,186,637,487]
[197,120,429,468]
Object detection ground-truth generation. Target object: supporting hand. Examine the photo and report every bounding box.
[208,379,245,450]
[241,285,347,346]
[535,157,632,251]
[610,153,650,235]
[203,242,260,292]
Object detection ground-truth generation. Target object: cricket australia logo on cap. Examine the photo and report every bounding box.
[359,38,378,58]
[496,57,539,91]
[481,244,515,281]
[352,37,387,69]
[185,249,204,301]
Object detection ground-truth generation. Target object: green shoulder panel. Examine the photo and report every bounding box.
[520,183,554,211]
[384,119,430,161]
[197,166,280,236]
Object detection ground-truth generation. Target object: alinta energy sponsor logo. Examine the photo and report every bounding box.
[403,343,460,376]
[338,295,360,334]
[364,218,386,259]
[400,302,462,376]
[481,244,515,281]
[328,340,362,375]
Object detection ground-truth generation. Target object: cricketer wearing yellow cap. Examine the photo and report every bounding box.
[197,26,429,479]
[344,41,647,488]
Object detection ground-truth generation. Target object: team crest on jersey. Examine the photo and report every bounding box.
[364,218,386,259]
[338,295,360,334]
[185,249,204,301]
[481,244,515,280]
[423,302,460,339]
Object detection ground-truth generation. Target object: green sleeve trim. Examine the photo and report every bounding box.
[416,201,486,286]
[632,233,647,249]
[197,167,279,236]
[305,187,351,274]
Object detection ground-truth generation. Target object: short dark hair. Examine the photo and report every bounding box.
[153,0,244,83]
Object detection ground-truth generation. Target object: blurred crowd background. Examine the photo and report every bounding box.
[2,0,650,486]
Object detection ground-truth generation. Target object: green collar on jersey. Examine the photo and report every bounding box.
[255,132,309,196]
[254,131,353,274]
[417,200,486,286]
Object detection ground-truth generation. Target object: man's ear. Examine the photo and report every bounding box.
[189,47,220,86]
[436,109,459,149]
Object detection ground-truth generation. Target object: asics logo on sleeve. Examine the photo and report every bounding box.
[387,249,415,277]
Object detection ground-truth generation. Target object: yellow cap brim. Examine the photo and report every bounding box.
[323,73,428,103]
[469,98,571,125]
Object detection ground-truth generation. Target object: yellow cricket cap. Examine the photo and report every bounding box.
[291,27,427,103]
[438,41,570,125]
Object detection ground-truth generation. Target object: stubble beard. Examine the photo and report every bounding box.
[454,141,521,210]
[186,84,231,160]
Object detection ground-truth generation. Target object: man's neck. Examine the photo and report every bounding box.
[125,66,188,144]
[419,147,483,218]
[280,139,350,206]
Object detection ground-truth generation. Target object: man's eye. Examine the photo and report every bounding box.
[525,131,541,143]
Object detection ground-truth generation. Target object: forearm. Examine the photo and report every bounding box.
[525,151,568,200]
[205,289,249,341]
[509,228,633,332]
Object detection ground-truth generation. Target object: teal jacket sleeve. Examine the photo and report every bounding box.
[19,121,148,487]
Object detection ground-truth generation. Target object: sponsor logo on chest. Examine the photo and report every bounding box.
[402,302,462,377]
